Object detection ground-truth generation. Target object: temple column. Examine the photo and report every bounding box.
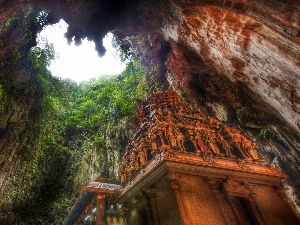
[274,186,300,219]
[207,178,238,225]
[96,194,105,225]
[246,193,266,225]
[144,188,160,225]
[168,173,192,225]
[226,196,247,225]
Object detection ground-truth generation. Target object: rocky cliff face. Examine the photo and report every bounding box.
[112,0,300,208]
[0,0,299,222]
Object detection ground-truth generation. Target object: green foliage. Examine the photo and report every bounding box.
[0,41,75,224]
[29,44,55,69]
[1,17,16,31]
[1,43,148,224]
[0,58,7,67]
[12,47,21,64]
[258,128,275,141]
[111,36,132,62]
[29,43,67,113]
[5,18,14,27]
[21,9,49,45]
[66,58,147,132]
[0,85,3,98]
[148,69,163,92]
[0,84,8,123]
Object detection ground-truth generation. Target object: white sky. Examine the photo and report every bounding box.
[37,19,126,83]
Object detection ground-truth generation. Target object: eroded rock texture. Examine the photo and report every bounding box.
[111,0,300,206]
[0,0,300,222]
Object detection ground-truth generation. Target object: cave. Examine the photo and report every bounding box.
[0,0,299,224]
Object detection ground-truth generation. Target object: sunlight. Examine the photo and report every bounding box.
[37,19,126,83]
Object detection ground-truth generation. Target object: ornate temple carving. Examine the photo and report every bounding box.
[66,89,299,225]
[222,178,251,197]
[119,88,261,183]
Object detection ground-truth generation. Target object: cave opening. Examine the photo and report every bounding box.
[35,16,125,83]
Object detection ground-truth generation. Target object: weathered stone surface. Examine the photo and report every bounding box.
[109,2,300,212]
[0,0,300,222]
[165,2,300,133]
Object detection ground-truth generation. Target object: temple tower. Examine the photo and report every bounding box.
[118,88,299,225]
[66,89,299,225]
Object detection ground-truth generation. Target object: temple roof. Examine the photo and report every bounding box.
[119,88,271,184]
[65,192,96,225]
[65,179,122,225]
[65,89,286,224]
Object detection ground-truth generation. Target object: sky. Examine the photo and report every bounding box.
[37,19,126,83]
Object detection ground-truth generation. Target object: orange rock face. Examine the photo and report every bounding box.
[112,0,300,214]
[172,4,300,132]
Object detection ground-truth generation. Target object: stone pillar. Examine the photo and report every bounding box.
[226,196,248,225]
[246,193,266,225]
[274,186,300,219]
[144,188,159,225]
[207,178,238,225]
[96,194,105,225]
[168,173,192,225]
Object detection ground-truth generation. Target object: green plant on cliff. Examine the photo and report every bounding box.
[0,58,7,67]
[0,85,3,98]
[258,128,275,141]
[66,59,147,131]
[29,42,67,112]
[12,47,21,64]
[0,84,6,116]
[0,40,72,224]
[65,58,148,182]
[1,17,16,32]
[1,40,148,224]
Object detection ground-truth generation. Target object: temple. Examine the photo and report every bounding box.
[65,89,299,225]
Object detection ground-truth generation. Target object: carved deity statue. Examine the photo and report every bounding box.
[118,89,262,182]
[129,151,139,171]
[195,131,207,152]
[222,126,260,160]
[138,145,148,166]
[174,128,185,151]
[204,130,220,155]
[119,163,127,184]
[147,130,158,151]
[217,134,232,156]
[166,125,178,148]
[241,137,259,160]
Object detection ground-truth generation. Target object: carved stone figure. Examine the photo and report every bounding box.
[130,151,139,170]
[189,132,200,153]
[222,126,259,160]
[217,134,232,156]
[166,125,178,148]
[118,89,262,180]
[208,116,222,129]
[195,131,207,152]
[204,130,220,155]
[119,163,127,183]
[138,146,148,166]
[174,128,185,151]
[241,137,259,160]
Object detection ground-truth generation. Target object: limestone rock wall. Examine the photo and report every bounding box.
[0,0,299,222]
[114,0,300,213]
[163,1,300,133]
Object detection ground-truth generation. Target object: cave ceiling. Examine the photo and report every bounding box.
[0,0,300,221]
[0,0,299,172]
[1,0,299,134]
